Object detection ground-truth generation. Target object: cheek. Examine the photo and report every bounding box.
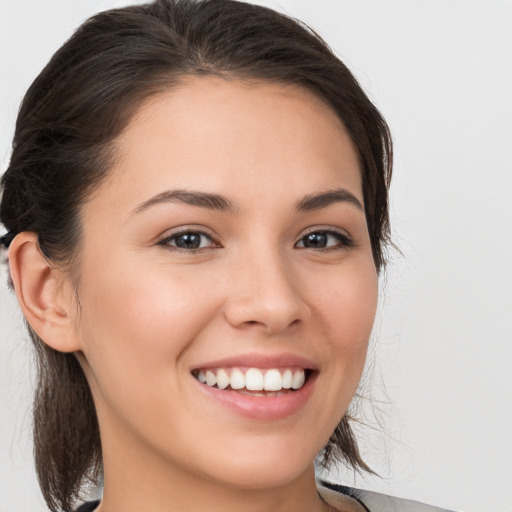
[74,257,224,393]
[292,261,377,444]
[309,262,378,379]
[74,259,226,440]
[80,259,215,338]
[311,263,377,340]
[335,270,378,340]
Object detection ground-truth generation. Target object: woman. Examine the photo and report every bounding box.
[0,1,456,511]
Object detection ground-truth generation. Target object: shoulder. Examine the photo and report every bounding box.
[317,480,459,512]
[75,500,100,512]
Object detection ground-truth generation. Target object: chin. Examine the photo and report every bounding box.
[189,434,319,490]
[211,461,310,491]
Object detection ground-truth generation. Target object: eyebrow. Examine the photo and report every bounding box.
[131,189,238,215]
[131,187,363,215]
[295,188,364,212]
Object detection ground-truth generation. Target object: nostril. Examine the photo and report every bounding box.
[223,294,310,334]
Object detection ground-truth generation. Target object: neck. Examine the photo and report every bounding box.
[100,461,329,512]
[97,425,330,512]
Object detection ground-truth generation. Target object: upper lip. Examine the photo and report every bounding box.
[190,352,318,371]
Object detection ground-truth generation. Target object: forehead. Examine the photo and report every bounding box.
[87,77,362,217]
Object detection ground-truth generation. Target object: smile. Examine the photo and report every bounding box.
[192,367,307,394]
[190,354,317,419]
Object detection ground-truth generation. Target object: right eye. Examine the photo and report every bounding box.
[158,230,219,252]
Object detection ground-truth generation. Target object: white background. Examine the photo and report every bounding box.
[1,1,511,511]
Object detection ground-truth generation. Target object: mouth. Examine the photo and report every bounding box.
[190,354,318,420]
[191,367,311,396]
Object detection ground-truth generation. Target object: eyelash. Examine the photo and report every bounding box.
[157,227,353,253]
[296,228,354,250]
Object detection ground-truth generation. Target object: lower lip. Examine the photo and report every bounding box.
[194,373,317,420]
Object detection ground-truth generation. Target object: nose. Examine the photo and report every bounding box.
[223,248,311,335]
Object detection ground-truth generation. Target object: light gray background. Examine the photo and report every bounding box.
[1,1,511,511]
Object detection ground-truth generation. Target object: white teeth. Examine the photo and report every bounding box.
[291,369,305,390]
[230,369,245,390]
[195,367,309,392]
[216,369,230,390]
[264,369,283,391]
[205,370,217,387]
[282,369,292,389]
[245,368,264,390]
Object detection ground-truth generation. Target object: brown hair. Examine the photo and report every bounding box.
[0,1,392,510]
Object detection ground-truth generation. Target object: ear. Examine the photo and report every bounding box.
[8,232,82,353]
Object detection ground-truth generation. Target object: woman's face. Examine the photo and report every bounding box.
[72,77,378,490]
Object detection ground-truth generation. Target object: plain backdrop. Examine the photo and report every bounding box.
[1,1,511,512]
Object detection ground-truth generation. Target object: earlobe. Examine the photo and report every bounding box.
[8,232,81,353]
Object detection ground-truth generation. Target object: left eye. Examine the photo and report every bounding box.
[158,231,216,250]
[295,230,351,249]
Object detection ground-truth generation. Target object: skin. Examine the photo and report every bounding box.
[10,77,377,512]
